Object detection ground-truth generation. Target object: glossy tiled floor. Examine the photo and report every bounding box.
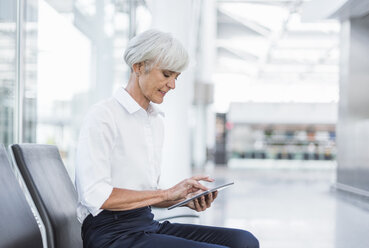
[196,160,369,248]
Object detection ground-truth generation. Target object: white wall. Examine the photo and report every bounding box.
[228,102,337,124]
[148,0,201,188]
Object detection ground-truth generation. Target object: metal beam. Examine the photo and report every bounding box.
[218,7,271,37]
[218,46,259,61]
[256,0,302,77]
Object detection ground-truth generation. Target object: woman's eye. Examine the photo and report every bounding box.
[163,73,171,78]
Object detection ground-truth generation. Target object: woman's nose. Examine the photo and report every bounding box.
[167,78,176,89]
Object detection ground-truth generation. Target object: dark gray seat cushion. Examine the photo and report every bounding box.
[0,144,43,248]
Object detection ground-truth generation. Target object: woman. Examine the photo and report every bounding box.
[75,29,259,248]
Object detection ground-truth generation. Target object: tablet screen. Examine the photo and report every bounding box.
[167,182,234,210]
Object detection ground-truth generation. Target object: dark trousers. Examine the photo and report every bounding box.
[82,207,259,248]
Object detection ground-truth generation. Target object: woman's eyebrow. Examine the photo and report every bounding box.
[163,70,181,76]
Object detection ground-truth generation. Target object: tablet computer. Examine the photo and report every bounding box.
[167,182,234,210]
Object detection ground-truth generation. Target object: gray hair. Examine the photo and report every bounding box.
[124,29,189,73]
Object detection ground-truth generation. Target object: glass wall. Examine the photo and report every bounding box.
[0,0,17,147]
[1,0,133,179]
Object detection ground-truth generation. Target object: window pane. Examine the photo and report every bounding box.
[22,0,130,179]
[0,0,17,146]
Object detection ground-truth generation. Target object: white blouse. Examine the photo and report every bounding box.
[75,87,165,223]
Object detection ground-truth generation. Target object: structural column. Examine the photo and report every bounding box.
[193,0,217,168]
[336,13,369,198]
[148,0,200,187]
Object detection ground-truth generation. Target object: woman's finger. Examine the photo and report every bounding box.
[205,192,213,208]
[191,175,214,182]
[186,201,195,210]
[200,196,207,210]
[194,198,202,212]
[186,179,208,191]
[213,191,218,200]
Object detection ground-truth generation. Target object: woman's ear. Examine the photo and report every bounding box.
[132,62,144,77]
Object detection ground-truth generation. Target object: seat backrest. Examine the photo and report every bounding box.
[0,144,43,248]
[11,144,82,248]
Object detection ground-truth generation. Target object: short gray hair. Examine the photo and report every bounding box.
[124,29,189,73]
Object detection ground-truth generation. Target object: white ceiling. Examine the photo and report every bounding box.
[216,0,340,85]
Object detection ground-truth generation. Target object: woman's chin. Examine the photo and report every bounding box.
[152,98,163,104]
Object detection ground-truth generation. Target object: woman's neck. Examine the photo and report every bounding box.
[125,74,150,110]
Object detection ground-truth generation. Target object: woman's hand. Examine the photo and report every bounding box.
[165,175,214,202]
[185,190,218,212]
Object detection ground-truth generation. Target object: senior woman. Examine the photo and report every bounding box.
[75,29,259,248]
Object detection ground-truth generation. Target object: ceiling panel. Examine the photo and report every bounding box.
[216,0,340,85]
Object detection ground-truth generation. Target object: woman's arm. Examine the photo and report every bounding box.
[152,199,181,208]
[101,188,167,210]
[152,189,218,210]
[101,175,213,211]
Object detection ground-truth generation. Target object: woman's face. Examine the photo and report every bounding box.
[137,65,180,104]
